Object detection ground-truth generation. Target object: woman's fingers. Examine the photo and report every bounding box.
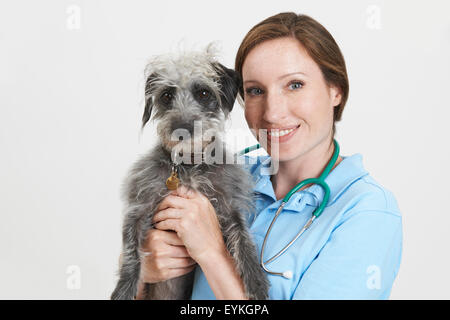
[175,185,196,199]
[167,265,197,279]
[169,244,191,258]
[152,208,184,224]
[158,229,184,246]
[167,257,197,269]
[146,229,183,247]
[156,194,190,212]
[144,229,191,258]
[140,256,195,283]
[154,218,179,233]
[139,228,197,283]
[152,242,191,259]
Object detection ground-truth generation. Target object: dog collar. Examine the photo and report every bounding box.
[166,152,207,190]
[166,163,180,190]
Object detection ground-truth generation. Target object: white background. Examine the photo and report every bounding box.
[1,0,449,299]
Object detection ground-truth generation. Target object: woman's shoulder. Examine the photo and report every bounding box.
[337,154,401,218]
[358,175,401,215]
[239,152,402,217]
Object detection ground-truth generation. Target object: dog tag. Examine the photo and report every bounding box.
[166,167,179,190]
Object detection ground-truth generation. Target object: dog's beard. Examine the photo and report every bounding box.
[164,133,228,165]
[162,136,214,164]
[156,118,225,164]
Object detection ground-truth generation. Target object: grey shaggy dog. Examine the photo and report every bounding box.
[110,44,269,300]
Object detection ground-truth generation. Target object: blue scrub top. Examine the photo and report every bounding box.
[190,153,403,299]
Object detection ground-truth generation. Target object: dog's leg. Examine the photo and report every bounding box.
[110,212,142,300]
[223,216,270,300]
[144,270,196,299]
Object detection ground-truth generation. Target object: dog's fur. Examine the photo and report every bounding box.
[110,44,269,300]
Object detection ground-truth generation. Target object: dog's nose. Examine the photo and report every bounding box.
[171,121,194,136]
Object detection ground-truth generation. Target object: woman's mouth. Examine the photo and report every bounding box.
[266,124,301,143]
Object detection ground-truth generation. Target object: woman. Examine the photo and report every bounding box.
[135,12,402,300]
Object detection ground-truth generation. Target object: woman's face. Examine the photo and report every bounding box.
[242,37,341,162]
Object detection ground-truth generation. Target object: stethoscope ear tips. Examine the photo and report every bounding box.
[282,270,293,279]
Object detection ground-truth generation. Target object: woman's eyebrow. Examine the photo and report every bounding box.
[277,71,307,80]
[244,71,307,85]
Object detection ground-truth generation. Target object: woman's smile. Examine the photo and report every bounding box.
[265,124,301,143]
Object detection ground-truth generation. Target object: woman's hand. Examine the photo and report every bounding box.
[138,228,197,284]
[150,185,249,300]
[152,185,227,264]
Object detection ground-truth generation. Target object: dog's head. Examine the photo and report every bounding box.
[141,44,241,159]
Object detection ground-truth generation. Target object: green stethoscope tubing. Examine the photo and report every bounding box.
[239,139,340,279]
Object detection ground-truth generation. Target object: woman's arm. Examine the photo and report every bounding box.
[196,246,248,300]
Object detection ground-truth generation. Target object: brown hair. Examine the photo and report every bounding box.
[235,12,349,136]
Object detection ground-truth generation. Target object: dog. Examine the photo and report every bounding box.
[110,43,269,300]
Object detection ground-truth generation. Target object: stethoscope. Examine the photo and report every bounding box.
[238,139,340,279]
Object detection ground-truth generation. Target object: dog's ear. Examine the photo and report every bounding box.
[213,63,242,113]
[142,72,158,129]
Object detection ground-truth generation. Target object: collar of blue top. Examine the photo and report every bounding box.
[245,153,369,213]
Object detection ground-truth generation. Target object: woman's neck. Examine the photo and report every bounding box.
[270,138,342,201]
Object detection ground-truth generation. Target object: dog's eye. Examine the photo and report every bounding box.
[160,90,174,104]
[196,89,211,100]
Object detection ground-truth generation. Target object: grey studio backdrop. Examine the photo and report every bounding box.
[1,0,449,299]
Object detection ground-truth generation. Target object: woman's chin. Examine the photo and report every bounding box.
[266,138,306,163]
[267,147,293,163]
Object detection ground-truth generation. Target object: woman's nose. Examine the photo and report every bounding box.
[262,90,288,124]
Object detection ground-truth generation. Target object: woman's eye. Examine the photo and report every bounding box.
[288,81,303,90]
[245,87,263,96]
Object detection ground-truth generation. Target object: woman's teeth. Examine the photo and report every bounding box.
[267,127,297,137]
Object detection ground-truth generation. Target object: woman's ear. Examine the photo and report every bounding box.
[329,84,342,108]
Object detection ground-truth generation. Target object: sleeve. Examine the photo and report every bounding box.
[292,210,403,300]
